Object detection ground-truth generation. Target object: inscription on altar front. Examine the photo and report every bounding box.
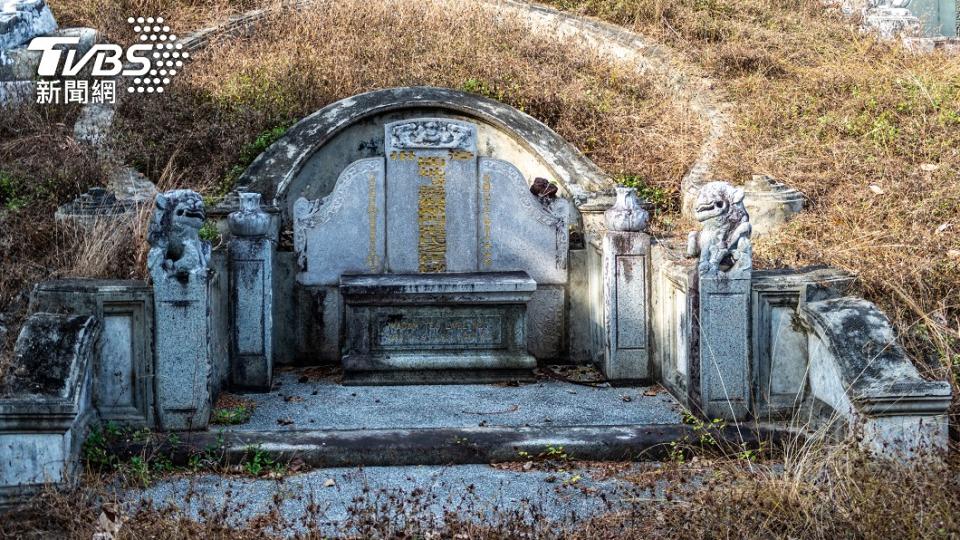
[375,316,504,349]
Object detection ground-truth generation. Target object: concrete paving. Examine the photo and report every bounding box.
[127,462,690,536]
[225,370,685,432]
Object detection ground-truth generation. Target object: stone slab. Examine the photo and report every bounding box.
[479,157,569,284]
[226,370,683,431]
[385,118,479,273]
[651,246,697,406]
[566,249,593,364]
[293,158,386,286]
[340,271,536,300]
[230,237,274,390]
[127,463,682,535]
[601,232,651,382]
[526,287,565,360]
[29,279,154,427]
[750,267,854,418]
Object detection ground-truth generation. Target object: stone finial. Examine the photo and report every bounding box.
[686,181,752,276]
[228,192,270,238]
[146,189,210,280]
[604,186,649,232]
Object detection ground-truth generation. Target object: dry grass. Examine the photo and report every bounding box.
[547,0,960,379]
[107,0,702,198]
[47,0,267,44]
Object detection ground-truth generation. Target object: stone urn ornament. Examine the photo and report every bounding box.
[604,186,649,232]
[228,192,270,238]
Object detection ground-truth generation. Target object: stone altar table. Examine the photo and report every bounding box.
[340,272,537,385]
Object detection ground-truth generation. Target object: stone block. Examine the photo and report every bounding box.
[479,157,569,284]
[341,272,536,384]
[566,249,593,364]
[0,0,57,51]
[229,238,273,389]
[601,232,651,382]
[751,267,854,418]
[290,284,341,365]
[294,157,386,285]
[650,242,696,405]
[30,279,154,427]
[801,296,952,459]
[526,287,565,361]
[0,312,98,508]
[698,274,751,420]
[742,175,805,237]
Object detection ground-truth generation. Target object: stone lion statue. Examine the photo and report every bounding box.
[686,181,752,277]
[147,189,210,281]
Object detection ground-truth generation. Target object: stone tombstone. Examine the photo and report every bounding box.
[294,158,386,285]
[228,193,274,390]
[687,181,753,420]
[384,118,479,273]
[293,117,571,362]
[479,157,570,359]
[147,189,214,431]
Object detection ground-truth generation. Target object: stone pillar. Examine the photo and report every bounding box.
[698,274,751,420]
[686,181,753,421]
[600,187,651,382]
[147,190,214,431]
[228,193,274,390]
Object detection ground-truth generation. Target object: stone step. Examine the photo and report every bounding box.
[109,423,794,468]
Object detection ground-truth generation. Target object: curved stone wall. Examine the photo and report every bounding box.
[232,87,608,227]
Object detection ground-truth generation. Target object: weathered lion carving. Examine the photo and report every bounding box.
[147,189,210,281]
[686,181,752,277]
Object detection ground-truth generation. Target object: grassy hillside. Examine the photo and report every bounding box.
[547,0,960,379]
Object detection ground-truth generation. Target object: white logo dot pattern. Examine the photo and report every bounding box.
[126,17,185,95]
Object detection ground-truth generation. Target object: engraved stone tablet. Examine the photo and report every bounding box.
[479,158,569,285]
[384,119,479,273]
[294,158,386,286]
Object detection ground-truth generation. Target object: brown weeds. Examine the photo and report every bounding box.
[107,0,701,196]
[548,0,960,387]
